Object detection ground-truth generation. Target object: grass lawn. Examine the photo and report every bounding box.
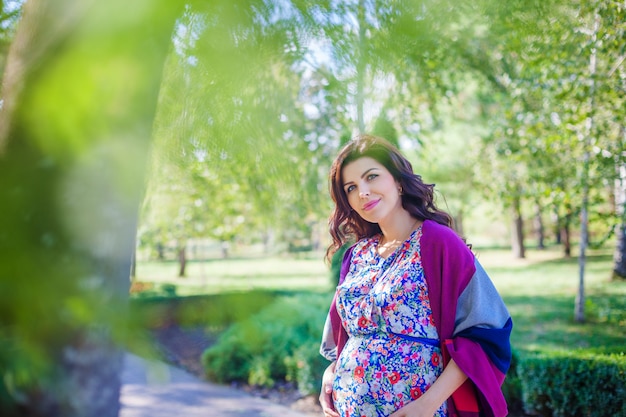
[474,246,626,352]
[133,253,331,294]
[133,246,626,353]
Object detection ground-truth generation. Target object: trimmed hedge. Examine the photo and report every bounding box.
[502,349,523,413]
[518,350,626,417]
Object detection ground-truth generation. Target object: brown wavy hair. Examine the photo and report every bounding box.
[326,134,453,262]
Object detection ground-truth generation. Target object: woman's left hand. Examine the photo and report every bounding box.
[319,362,339,417]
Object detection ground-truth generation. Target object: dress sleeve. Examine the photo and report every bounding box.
[319,244,356,362]
[320,306,338,361]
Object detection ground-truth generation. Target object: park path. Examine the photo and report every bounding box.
[120,352,315,417]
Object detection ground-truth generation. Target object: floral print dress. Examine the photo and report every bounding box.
[333,227,447,417]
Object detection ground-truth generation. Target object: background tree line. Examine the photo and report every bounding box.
[141,0,625,273]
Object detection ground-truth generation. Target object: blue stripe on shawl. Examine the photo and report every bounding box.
[455,317,513,374]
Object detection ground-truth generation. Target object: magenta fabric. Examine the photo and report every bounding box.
[421,220,508,417]
[329,245,355,357]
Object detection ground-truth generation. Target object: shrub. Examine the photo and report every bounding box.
[285,341,330,395]
[501,349,523,414]
[201,292,332,392]
[586,294,626,326]
[518,350,626,417]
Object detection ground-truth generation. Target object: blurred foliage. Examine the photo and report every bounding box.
[0,0,182,415]
[138,0,522,258]
[136,0,626,276]
[0,1,21,78]
[0,0,625,413]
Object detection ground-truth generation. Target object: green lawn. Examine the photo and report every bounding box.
[474,246,626,352]
[133,254,331,294]
[133,246,626,352]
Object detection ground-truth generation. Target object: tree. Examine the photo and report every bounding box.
[535,0,626,319]
[459,0,625,319]
[0,1,21,79]
[139,1,332,265]
[600,0,626,279]
[614,143,626,278]
[0,0,181,415]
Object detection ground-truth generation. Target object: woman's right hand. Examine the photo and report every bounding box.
[319,361,340,417]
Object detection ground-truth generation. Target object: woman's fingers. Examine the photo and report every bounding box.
[319,362,340,417]
[319,389,339,417]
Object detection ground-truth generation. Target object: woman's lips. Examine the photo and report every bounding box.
[363,199,380,211]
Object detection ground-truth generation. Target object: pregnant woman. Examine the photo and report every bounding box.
[319,134,512,417]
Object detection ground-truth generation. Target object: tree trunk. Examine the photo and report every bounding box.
[178,246,187,277]
[612,168,626,278]
[511,198,525,258]
[131,247,137,279]
[613,224,626,280]
[575,11,599,324]
[552,207,562,245]
[534,203,545,249]
[453,211,465,238]
[156,242,165,260]
[262,230,273,254]
[221,241,230,258]
[612,130,626,280]
[576,197,589,323]
[0,1,181,415]
[561,215,572,258]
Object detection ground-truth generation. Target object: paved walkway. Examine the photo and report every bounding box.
[120,353,314,417]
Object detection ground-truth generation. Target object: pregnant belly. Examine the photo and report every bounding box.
[332,334,446,417]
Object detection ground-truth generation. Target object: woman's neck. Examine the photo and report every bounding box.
[378,212,422,254]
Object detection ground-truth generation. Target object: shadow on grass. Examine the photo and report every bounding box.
[530,253,613,266]
[506,293,626,352]
[129,289,333,329]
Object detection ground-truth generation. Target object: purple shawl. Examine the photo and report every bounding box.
[421,220,510,417]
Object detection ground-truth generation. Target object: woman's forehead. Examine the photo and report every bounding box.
[342,157,386,179]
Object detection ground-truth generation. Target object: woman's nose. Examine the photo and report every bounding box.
[359,188,370,198]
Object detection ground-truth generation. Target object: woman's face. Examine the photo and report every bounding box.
[341,156,402,225]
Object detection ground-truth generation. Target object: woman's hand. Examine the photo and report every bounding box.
[389,397,437,417]
[390,358,468,417]
[319,361,340,417]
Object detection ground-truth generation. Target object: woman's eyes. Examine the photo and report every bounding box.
[345,174,378,194]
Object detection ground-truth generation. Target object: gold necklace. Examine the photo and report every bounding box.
[379,218,420,252]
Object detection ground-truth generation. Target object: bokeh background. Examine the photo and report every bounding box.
[0,1,625,416]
